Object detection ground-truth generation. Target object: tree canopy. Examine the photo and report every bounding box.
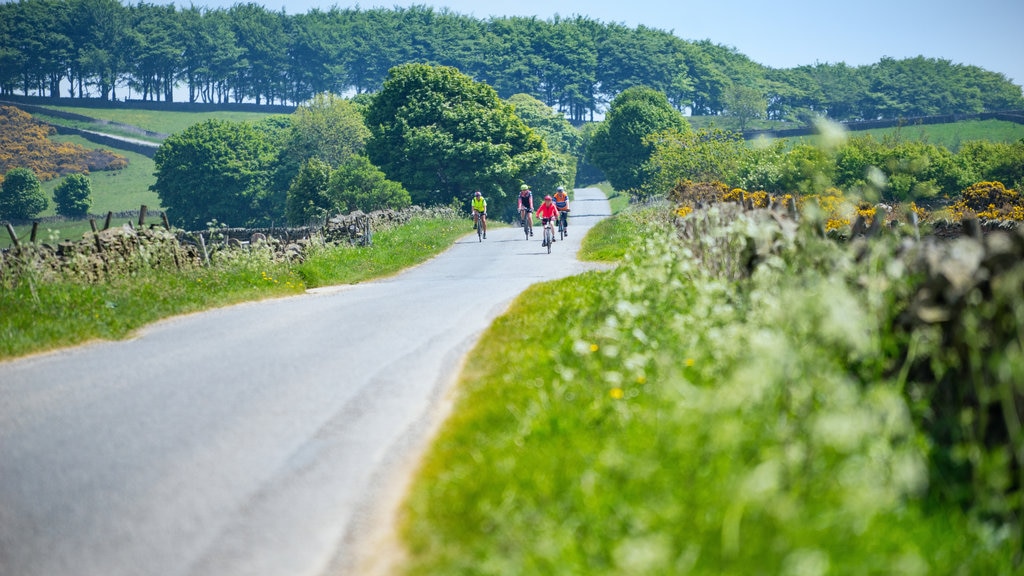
[2,1,1019,123]
[365,63,549,205]
[152,118,279,229]
[588,86,690,193]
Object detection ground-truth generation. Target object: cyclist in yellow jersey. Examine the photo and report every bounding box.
[471,190,487,239]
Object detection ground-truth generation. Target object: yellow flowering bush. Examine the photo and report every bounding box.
[950,181,1024,222]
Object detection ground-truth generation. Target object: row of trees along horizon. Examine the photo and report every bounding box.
[2,0,1023,125]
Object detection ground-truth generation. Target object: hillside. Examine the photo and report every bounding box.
[0,106,127,186]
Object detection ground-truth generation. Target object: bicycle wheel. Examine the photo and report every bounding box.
[477,217,483,242]
[523,214,530,239]
[558,214,565,240]
[545,226,552,253]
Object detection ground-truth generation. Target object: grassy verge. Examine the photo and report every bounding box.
[1,216,468,361]
[591,181,630,215]
[577,205,650,262]
[398,207,1017,574]
[296,217,466,287]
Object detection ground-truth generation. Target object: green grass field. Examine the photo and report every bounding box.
[785,119,1024,149]
[2,134,159,249]
[40,106,285,137]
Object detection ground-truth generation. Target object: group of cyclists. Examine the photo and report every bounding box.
[470,184,570,247]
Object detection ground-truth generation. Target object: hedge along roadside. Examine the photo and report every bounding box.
[0,212,465,361]
[396,202,1019,575]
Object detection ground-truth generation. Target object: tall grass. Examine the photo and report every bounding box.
[398,205,1019,574]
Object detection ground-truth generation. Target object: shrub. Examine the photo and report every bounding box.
[950,181,1024,222]
[0,167,47,220]
[53,173,93,217]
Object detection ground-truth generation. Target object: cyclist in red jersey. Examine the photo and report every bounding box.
[536,194,560,246]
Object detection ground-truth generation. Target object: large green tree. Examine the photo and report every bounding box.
[588,86,690,193]
[152,118,278,229]
[365,63,548,205]
[0,168,47,220]
[274,93,370,205]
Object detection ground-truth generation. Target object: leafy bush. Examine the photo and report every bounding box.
[285,158,333,225]
[53,173,93,217]
[0,167,47,220]
[328,154,411,214]
[950,181,1024,221]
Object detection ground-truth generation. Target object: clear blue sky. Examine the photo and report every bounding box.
[175,0,1024,89]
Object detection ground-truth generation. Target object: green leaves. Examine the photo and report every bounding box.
[0,167,47,220]
[588,86,690,194]
[366,63,549,205]
[53,173,92,217]
[152,118,278,229]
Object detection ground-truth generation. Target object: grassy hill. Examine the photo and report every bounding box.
[40,106,284,138]
[2,106,282,249]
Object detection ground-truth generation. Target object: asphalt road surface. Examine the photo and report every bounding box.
[0,188,611,576]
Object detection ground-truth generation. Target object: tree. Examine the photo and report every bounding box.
[641,127,748,198]
[53,173,92,217]
[0,168,47,220]
[365,63,548,205]
[285,157,332,225]
[273,93,370,212]
[328,154,411,213]
[508,93,581,156]
[152,119,278,229]
[587,86,690,193]
[724,84,767,131]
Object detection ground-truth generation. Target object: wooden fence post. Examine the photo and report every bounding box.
[30,222,39,243]
[138,205,147,227]
[5,223,20,251]
[104,211,113,230]
[90,219,98,233]
[198,233,210,266]
[161,212,170,230]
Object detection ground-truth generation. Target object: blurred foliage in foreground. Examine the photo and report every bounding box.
[402,201,1021,574]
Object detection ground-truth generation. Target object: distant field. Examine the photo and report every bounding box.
[2,134,159,249]
[41,106,286,137]
[838,119,1024,149]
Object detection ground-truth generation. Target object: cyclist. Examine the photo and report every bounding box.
[552,186,570,236]
[536,194,560,246]
[471,190,487,239]
[517,184,534,237]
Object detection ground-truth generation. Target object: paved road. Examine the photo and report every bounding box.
[0,188,611,576]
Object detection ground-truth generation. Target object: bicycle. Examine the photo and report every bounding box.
[473,211,486,241]
[557,210,568,240]
[519,208,532,240]
[541,217,555,254]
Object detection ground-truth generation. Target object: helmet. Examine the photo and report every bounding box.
[520,184,529,191]
[556,186,565,192]
[474,191,482,197]
[544,195,553,201]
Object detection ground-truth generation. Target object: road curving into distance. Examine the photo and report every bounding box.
[0,188,611,576]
